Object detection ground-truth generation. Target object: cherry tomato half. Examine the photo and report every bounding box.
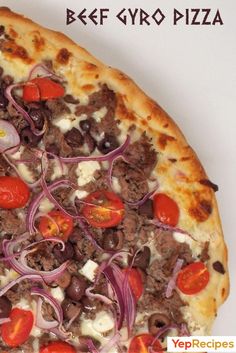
[1,308,34,347]
[39,211,73,241]
[23,77,65,102]
[128,334,163,353]
[123,268,144,301]
[82,190,124,228]
[39,341,76,353]
[153,193,179,226]
[177,261,210,295]
[0,176,30,209]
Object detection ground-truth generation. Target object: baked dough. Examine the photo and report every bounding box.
[0,5,229,349]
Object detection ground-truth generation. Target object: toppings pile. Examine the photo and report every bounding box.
[0,60,219,353]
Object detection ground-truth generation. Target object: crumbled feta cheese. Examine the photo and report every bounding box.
[54,117,73,133]
[39,198,54,213]
[50,287,65,302]
[92,311,114,333]
[79,260,99,282]
[17,164,34,183]
[76,161,100,186]
[112,177,121,193]
[16,298,31,310]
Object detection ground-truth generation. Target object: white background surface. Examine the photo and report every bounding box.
[2,0,236,336]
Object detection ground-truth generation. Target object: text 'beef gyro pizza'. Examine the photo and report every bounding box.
[0,7,229,353]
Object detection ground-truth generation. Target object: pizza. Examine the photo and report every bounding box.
[0,7,229,353]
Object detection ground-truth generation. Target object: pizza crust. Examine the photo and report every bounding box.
[0,5,229,340]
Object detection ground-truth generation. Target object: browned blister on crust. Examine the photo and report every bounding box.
[0,5,229,346]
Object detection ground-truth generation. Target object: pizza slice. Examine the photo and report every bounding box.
[0,7,229,353]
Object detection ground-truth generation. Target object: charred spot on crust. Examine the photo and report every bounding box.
[180,156,191,162]
[32,32,45,51]
[56,47,71,65]
[0,40,32,63]
[9,27,17,38]
[189,199,212,222]
[213,261,225,274]
[169,158,177,163]
[200,179,219,192]
[159,133,176,149]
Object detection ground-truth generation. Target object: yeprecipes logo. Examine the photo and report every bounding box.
[167,337,236,352]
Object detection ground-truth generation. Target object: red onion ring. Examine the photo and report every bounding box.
[0,274,44,297]
[3,237,69,282]
[31,287,63,328]
[165,258,184,298]
[0,120,20,154]
[151,220,197,241]
[85,286,113,305]
[26,179,76,234]
[0,318,11,325]
[35,297,58,330]
[5,84,46,136]
[28,64,63,81]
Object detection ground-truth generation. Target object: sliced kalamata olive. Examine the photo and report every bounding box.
[29,109,45,130]
[62,298,82,320]
[78,336,101,352]
[0,296,12,319]
[65,127,84,148]
[97,134,119,154]
[84,133,96,153]
[148,313,170,336]
[20,127,42,147]
[102,230,124,251]
[131,246,151,270]
[79,119,91,132]
[66,275,87,301]
[138,199,154,219]
[64,94,80,104]
[55,270,71,288]
[53,242,74,264]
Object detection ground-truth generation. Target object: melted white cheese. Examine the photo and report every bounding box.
[76,161,100,186]
[92,311,114,334]
[111,177,121,193]
[0,269,19,287]
[17,163,35,183]
[92,107,107,122]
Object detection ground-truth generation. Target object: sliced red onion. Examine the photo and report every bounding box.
[31,287,63,328]
[0,317,11,325]
[28,64,63,81]
[85,286,113,305]
[60,135,130,164]
[151,324,179,351]
[86,339,99,353]
[5,84,46,136]
[3,238,68,282]
[0,274,43,297]
[151,220,197,241]
[100,333,121,353]
[165,258,184,298]
[0,120,20,154]
[102,262,136,334]
[35,297,58,330]
[179,323,190,337]
[50,326,72,341]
